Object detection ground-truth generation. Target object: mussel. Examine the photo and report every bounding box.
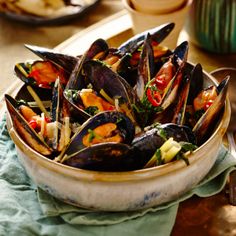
[61,111,136,171]
[5,94,52,155]
[83,60,139,124]
[24,44,79,74]
[118,22,175,56]
[192,77,229,145]
[116,23,174,85]
[63,111,135,156]
[6,23,229,172]
[131,123,196,167]
[63,39,109,120]
[14,60,68,89]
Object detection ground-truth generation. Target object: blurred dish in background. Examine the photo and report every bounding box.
[130,0,187,14]
[122,0,191,49]
[0,0,100,25]
[186,0,236,53]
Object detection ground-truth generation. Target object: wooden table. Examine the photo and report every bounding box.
[1,1,236,235]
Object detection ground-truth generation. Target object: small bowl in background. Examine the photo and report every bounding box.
[130,0,187,14]
[122,0,191,49]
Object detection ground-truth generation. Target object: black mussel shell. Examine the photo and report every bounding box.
[193,77,229,145]
[83,60,139,123]
[131,123,196,166]
[24,44,78,74]
[118,22,175,56]
[64,111,135,156]
[66,38,109,90]
[64,143,138,171]
[5,94,52,155]
[187,63,204,105]
[136,33,155,100]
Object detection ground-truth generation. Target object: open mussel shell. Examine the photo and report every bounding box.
[167,63,203,125]
[63,39,109,120]
[116,24,174,83]
[171,76,191,125]
[118,22,175,56]
[170,63,202,125]
[83,60,139,122]
[187,63,204,105]
[172,41,189,66]
[64,143,136,171]
[160,41,189,110]
[64,111,135,156]
[131,123,196,166]
[24,44,79,75]
[193,76,229,145]
[5,94,52,156]
[136,33,155,100]
[14,60,67,89]
[65,38,109,90]
[51,79,68,151]
[83,60,137,102]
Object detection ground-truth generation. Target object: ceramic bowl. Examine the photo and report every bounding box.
[6,63,230,212]
[122,0,191,49]
[130,0,187,14]
[186,0,236,53]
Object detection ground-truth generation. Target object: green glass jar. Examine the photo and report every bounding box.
[186,0,236,53]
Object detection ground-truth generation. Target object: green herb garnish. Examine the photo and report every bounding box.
[155,148,162,166]
[84,106,98,116]
[179,142,198,152]
[88,129,96,143]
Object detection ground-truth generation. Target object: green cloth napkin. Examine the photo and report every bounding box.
[0,116,236,236]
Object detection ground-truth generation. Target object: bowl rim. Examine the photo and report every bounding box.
[122,0,191,16]
[6,62,231,182]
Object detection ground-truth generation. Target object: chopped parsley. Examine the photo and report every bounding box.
[84,106,98,116]
[88,129,96,143]
[155,148,162,166]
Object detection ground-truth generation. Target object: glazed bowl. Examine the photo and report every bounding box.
[6,63,231,212]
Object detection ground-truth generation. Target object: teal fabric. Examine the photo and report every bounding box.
[0,116,236,236]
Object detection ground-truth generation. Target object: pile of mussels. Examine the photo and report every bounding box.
[5,23,229,171]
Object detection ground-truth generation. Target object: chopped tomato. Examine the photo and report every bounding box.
[28,61,66,88]
[193,86,218,111]
[29,119,37,129]
[44,117,51,123]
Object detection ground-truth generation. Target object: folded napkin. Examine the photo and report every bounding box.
[0,116,235,236]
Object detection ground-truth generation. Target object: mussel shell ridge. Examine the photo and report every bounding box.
[64,143,137,171]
